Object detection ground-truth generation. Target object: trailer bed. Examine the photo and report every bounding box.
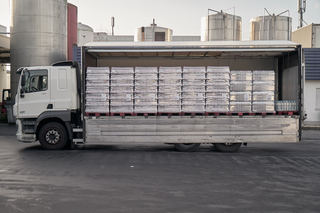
[84,115,299,144]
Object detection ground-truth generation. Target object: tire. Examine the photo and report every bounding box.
[174,143,200,152]
[38,122,68,150]
[214,143,241,153]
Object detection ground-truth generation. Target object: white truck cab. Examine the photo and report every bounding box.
[14,62,81,149]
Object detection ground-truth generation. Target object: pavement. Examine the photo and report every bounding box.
[0,123,320,213]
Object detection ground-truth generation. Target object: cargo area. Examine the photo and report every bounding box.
[82,41,302,144]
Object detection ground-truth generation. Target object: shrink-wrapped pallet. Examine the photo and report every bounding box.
[230,70,252,112]
[252,81,275,91]
[231,71,252,81]
[206,66,230,112]
[110,67,134,113]
[230,81,252,91]
[206,104,229,112]
[182,67,206,113]
[275,100,298,111]
[253,71,275,81]
[230,92,252,102]
[206,92,229,99]
[252,102,275,113]
[158,67,182,113]
[252,70,275,113]
[230,102,252,112]
[207,84,230,93]
[253,91,274,101]
[85,67,110,113]
[134,67,158,113]
[182,105,206,113]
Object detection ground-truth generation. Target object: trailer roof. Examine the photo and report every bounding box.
[84,40,299,53]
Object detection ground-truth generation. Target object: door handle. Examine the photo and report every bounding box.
[47,104,53,109]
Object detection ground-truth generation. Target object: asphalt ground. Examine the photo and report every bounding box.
[0,123,320,213]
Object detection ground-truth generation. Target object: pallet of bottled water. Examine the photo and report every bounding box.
[85,67,110,113]
[252,70,275,113]
[110,67,134,113]
[182,67,205,112]
[158,67,182,112]
[275,100,298,112]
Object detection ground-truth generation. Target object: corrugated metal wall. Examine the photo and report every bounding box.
[305,48,320,80]
[73,46,81,68]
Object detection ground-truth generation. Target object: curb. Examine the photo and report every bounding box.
[303,126,320,130]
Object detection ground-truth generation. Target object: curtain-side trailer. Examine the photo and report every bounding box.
[14,41,303,152]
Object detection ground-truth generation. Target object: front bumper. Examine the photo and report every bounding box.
[16,119,36,143]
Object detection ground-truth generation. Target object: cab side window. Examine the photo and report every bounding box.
[23,70,48,93]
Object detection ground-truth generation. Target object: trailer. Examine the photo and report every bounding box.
[14,41,303,152]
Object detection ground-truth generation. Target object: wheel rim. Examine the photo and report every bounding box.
[45,129,61,145]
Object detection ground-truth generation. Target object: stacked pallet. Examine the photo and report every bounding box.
[134,67,158,113]
[252,71,275,113]
[85,67,110,113]
[230,71,252,112]
[110,67,134,113]
[206,66,230,112]
[182,67,206,113]
[158,67,182,113]
[275,100,298,112]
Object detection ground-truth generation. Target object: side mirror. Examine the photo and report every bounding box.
[20,88,25,98]
[21,75,26,87]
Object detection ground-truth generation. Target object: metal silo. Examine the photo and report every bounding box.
[250,10,292,40]
[201,10,242,41]
[10,0,67,97]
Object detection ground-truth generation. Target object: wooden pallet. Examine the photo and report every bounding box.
[85,111,297,117]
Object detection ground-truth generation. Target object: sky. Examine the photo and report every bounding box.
[0,0,320,40]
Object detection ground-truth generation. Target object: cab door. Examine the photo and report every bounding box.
[17,68,51,118]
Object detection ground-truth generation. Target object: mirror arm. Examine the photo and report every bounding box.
[20,88,25,98]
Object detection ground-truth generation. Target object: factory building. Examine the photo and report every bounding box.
[0,25,10,103]
[135,20,173,42]
[293,24,320,125]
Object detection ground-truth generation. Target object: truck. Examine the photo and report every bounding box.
[13,41,303,152]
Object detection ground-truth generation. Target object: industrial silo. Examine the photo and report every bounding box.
[201,10,242,41]
[250,14,292,40]
[10,0,67,97]
[135,19,173,42]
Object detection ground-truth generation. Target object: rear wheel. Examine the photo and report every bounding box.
[38,122,68,150]
[174,143,200,152]
[214,143,241,153]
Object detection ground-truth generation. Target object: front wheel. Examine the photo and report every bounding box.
[174,143,200,152]
[38,122,68,150]
[214,143,241,153]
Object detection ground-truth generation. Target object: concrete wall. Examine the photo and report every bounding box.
[93,33,134,42]
[105,35,134,42]
[172,36,201,41]
[292,24,320,48]
[304,80,320,122]
[135,26,173,42]
[313,25,320,48]
[292,24,313,48]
